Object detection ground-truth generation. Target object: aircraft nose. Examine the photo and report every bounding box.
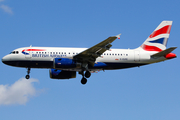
[2,55,10,65]
[2,55,18,67]
[2,56,6,64]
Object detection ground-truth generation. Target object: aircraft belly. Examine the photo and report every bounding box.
[3,60,53,68]
[103,62,147,69]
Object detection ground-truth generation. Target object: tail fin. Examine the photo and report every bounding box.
[140,21,172,52]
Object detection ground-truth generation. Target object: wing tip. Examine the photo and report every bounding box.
[116,33,121,39]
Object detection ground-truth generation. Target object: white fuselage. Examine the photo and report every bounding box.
[1,21,176,84]
[2,46,167,72]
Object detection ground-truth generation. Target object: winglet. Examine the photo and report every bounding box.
[116,34,121,39]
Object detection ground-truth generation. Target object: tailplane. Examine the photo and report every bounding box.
[151,47,177,59]
[140,21,172,52]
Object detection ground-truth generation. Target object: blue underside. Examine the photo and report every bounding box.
[3,60,147,70]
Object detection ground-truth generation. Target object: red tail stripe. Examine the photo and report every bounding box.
[149,25,171,38]
[141,44,162,52]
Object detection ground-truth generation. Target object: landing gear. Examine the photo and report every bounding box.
[81,77,87,85]
[78,63,91,85]
[25,75,30,79]
[79,70,91,85]
[25,68,31,79]
[85,71,91,78]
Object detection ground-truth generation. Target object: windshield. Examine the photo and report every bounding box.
[10,51,19,54]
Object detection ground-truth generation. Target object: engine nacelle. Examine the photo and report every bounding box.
[53,58,81,68]
[49,69,76,79]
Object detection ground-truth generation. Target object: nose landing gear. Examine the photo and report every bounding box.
[25,68,31,79]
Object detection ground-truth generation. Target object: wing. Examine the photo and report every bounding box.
[73,34,121,66]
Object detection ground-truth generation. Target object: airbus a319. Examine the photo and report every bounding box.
[2,21,177,84]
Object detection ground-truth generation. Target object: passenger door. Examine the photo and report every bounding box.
[134,50,140,62]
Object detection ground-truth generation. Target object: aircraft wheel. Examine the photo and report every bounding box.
[25,75,30,79]
[85,71,91,78]
[81,77,87,85]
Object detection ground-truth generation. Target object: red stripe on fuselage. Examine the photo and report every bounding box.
[23,49,46,51]
[149,25,171,38]
[141,44,162,52]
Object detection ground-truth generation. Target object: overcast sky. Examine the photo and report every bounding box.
[0,0,180,120]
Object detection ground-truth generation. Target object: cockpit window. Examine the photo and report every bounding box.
[10,51,15,54]
[10,51,19,54]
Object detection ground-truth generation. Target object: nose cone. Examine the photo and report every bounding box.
[2,55,9,65]
[2,55,13,66]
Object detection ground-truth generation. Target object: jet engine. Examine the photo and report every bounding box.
[53,58,81,68]
[49,69,76,79]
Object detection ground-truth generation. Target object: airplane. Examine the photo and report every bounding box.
[2,21,177,85]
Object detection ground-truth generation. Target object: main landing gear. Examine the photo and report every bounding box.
[25,68,31,79]
[80,71,91,85]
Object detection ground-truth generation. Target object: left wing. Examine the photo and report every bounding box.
[73,34,121,66]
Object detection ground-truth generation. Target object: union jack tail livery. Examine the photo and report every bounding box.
[141,21,172,52]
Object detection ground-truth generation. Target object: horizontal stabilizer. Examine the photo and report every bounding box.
[151,47,177,58]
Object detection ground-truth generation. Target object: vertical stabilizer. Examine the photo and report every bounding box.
[140,21,172,52]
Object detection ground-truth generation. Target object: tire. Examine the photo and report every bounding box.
[25,75,30,79]
[81,77,87,85]
[85,71,91,78]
